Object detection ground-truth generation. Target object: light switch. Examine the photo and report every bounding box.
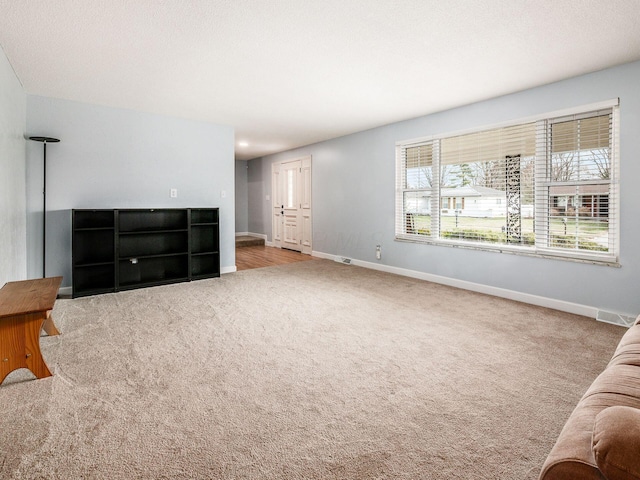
[221,190,226,198]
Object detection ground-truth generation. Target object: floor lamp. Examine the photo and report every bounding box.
[29,136,60,278]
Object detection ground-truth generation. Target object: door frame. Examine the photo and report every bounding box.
[271,155,312,254]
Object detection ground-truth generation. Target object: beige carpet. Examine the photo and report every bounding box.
[0,260,625,479]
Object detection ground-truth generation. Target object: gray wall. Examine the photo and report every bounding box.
[26,96,235,287]
[247,159,266,235]
[248,60,640,317]
[235,160,248,233]
[0,46,27,284]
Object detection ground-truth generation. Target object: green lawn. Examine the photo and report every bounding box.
[410,215,609,251]
[413,215,607,232]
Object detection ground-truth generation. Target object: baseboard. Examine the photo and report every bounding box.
[236,232,267,241]
[311,251,601,320]
[221,266,237,274]
[312,251,337,261]
[58,286,72,297]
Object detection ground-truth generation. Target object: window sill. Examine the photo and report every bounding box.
[394,234,620,267]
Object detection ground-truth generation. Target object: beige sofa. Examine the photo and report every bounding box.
[539,316,640,479]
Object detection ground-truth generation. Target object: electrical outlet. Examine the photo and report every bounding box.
[170,188,178,198]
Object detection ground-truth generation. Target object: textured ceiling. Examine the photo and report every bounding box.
[1,0,640,160]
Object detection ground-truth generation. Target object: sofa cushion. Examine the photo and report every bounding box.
[592,406,640,480]
[581,364,640,408]
[609,324,640,368]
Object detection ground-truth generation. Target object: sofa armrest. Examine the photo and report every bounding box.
[592,406,640,480]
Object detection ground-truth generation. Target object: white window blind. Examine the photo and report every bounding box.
[396,102,619,265]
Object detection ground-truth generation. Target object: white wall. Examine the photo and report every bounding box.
[248,60,640,317]
[0,46,26,284]
[26,96,235,287]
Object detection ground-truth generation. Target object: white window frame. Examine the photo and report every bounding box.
[395,99,620,266]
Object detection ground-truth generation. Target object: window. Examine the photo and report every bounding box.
[396,101,619,265]
[538,112,614,255]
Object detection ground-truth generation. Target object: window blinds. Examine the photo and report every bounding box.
[536,110,615,257]
[398,142,434,236]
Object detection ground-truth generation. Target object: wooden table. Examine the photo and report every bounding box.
[0,277,62,384]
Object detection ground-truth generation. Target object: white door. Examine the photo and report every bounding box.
[281,159,301,251]
[272,156,312,254]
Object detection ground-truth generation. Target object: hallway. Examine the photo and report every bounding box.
[235,245,315,271]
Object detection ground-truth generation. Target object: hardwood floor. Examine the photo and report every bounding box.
[235,245,315,271]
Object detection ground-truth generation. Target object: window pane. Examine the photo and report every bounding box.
[548,185,610,252]
[404,191,431,235]
[550,115,611,182]
[406,167,433,189]
[405,144,433,189]
[287,170,295,207]
[439,123,536,246]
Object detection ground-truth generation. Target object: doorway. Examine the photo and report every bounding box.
[272,155,312,254]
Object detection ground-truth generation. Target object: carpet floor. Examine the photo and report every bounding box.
[0,260,625,479]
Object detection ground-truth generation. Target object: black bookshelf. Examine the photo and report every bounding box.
[72,208,220,298]
[72,209,116,297]
[190,208,220,279]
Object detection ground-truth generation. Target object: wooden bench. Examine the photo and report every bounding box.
[0,277,62,384]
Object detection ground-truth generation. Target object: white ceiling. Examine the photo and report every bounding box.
[1,1,640,161]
